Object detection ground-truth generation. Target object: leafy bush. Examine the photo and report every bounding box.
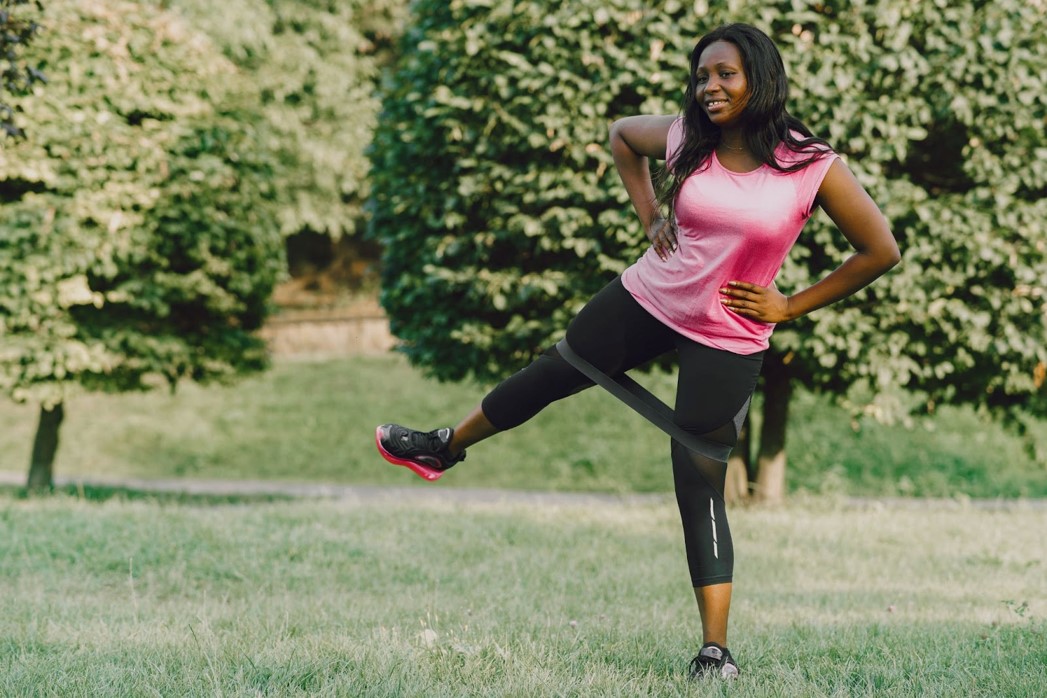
[0,0,44,137]
[370,1,686,380]
[0,0,283,406]
[158,0,409,241]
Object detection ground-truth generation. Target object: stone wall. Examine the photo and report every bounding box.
[258,300,395,357]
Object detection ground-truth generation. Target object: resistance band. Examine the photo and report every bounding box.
[555,338,744,462]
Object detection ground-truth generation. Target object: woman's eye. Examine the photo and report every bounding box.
[720,72,734,78]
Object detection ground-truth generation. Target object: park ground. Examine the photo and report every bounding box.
[1,355,1046,696]
[1,488,1045,696]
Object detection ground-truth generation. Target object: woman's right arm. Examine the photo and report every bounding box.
[609,115,678,261]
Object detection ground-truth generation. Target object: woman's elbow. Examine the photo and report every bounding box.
[883,235,902,269]
[858,235,900,275]
[608,119,637,160]
[872,243,901,275]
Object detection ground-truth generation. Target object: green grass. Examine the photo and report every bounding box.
[1,491,1044,696]
[0,354,1044,498]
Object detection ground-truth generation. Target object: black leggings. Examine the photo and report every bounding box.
[482,277,763,586]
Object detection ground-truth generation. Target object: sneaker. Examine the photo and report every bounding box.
[688,642,739,680]
[375,424,465,481]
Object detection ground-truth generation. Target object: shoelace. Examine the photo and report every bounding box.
[399,429,446,453]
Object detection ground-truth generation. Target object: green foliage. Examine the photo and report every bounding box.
[370,1,678,379]
[0,0,283,406]
[765,0,1047,422]
[0,0,44,137]
[368,0,1047,423]
[158,0,410,240]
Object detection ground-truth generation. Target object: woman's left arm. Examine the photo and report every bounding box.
[720,158,901,323]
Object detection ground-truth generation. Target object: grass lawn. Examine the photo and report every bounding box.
[0,355,1044,498]
[1,490,1044,696]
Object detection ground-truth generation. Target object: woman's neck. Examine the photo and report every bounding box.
[718,127,746,152]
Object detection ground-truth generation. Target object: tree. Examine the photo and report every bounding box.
[156,0,409,272]
[748,0,1047,501]
[368,0,1046,501]
[0,0,44,138]
[0,0,283,490]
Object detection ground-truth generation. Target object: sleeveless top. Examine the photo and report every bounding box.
[621,118,838,354]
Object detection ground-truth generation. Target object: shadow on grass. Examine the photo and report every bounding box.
[1,482,296,507]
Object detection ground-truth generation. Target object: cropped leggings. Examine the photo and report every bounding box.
[482,277,764,586]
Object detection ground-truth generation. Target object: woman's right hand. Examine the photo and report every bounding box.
[647,215,678,261]
[609,115,676,261]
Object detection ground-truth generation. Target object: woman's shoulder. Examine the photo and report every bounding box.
[666,116,687,165]
[667,116,686,144]
[774,130,835,168]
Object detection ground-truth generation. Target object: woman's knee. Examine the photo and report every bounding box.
[481,346,589,430]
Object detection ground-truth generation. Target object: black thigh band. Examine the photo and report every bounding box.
[554,338,747,463]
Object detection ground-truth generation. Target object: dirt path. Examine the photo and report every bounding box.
[0,470,667,506]
[1,470,1044,510]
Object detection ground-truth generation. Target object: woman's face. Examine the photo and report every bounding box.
[694,40,749,128]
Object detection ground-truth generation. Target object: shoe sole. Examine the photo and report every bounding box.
[375,426,445,481]
[691,666,739,680]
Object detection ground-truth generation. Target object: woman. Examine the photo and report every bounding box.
[376,23,900,679]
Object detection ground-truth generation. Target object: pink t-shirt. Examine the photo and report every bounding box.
[621,118,838,355]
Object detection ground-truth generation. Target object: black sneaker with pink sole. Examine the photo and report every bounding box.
[375,424,466,481]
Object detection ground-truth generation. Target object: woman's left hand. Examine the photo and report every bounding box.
[719,281,793,324]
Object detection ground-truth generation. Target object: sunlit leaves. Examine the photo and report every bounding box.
[0,0,283,405]
[0,0,44,138]
[159,0,409,241]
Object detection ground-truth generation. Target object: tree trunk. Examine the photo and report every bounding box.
[724,418,750,504]
[754,353,792,505]
[27,402,64,492]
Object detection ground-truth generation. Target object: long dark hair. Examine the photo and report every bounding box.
[658,23,831,219]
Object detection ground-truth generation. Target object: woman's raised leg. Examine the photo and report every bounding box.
[376,277,674,479]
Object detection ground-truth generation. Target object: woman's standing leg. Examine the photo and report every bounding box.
[670,339,763,677]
